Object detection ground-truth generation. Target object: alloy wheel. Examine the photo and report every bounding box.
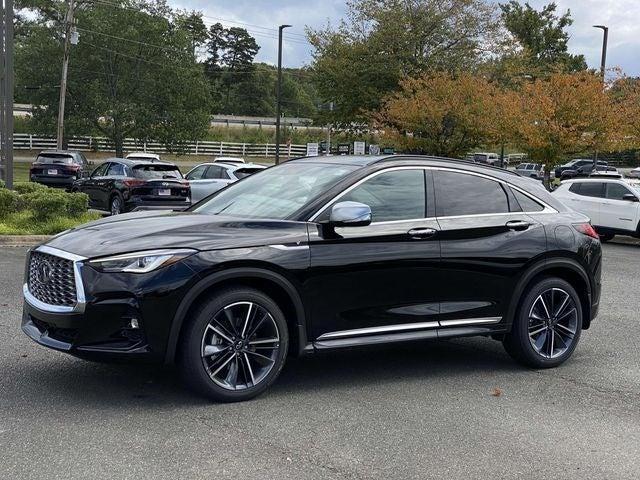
[528,288,578,359]
[111,197,122,215]
[200,301,281,391]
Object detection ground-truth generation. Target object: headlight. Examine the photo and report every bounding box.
[88,249,196,273]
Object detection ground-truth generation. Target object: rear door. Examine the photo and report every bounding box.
[567,182,604,226]
[433,169,548,331]
[306,168,442,343]
[601,182,640,232]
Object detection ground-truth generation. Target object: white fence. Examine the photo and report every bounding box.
[13,134,309,158]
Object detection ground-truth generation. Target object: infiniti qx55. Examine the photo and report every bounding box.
[22,155,602,402]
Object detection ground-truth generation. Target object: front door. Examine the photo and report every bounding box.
[433,169,548,332]
[305,168,442,344]
[601,182,640,232]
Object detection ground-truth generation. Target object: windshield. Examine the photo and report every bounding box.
[133,165,182,179]
[194,162,358,219]
[36,154,74,164]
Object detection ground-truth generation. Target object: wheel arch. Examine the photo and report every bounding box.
[506,257,593,331]
[164,267,309,364]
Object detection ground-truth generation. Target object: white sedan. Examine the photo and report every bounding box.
[185,162,266,203]
[553,178,640,241]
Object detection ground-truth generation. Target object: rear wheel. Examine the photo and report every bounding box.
[178,287,288,402]
[110,194,123,215]
[503,277,582,368]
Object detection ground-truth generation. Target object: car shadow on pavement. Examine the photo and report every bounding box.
[10,338,521,408]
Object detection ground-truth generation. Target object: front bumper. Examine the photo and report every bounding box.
[21,245,199,363]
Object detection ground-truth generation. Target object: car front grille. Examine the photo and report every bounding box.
[28,251,77,307]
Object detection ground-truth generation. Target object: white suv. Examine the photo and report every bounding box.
[553,178,640,241]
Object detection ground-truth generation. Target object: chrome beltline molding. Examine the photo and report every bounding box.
[317,317,502,340]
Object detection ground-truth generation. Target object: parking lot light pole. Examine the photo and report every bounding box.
[593,25,608,169]
[593,25,609,78]
[275,24,291,165]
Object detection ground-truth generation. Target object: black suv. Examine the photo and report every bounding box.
[72,158,190,215]
[29,150,90,189]
[554,159,608,179]
[22,155,602,402]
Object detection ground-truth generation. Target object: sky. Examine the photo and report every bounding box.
[171,0,640,76]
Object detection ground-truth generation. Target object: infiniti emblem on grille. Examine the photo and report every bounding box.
[36,261,53,285]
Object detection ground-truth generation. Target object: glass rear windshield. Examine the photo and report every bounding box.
[132,165,182,179]
[36,154,75,164]
[234,168,263,179]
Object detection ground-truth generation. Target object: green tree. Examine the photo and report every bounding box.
[16,0,211,156]
[308,0,499,125]
[498,1,587,77]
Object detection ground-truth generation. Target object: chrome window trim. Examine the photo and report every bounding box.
[307,165,556,223]
[24,246,87,314]
[316,317,503,341]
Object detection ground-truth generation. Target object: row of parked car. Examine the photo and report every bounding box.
[28,150,265,215]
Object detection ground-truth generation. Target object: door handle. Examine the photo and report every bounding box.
[505,220,531,231]
[407,227,438,239]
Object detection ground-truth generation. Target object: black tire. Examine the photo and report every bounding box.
[503,277,582,368]
[598,233,614,242]
[110,193,123,215]
[178,287,289,402]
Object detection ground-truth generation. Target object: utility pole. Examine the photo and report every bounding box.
[274,24,291,165]
[325,101,333,156]
[56,0,75,150]
[0,0,14,188]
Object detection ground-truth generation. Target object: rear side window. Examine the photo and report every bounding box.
[338,169,426,223]
[435,171,509,217]
[573,182,604,198]
[513,190,544,212]
[605,183,632,200]
[205,165,231,180]
[107,163,125,176]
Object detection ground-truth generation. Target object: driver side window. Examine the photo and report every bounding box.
[334,169,426,223]
[91,163,109,177]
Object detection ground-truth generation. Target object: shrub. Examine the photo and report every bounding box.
[0,188,20,218]
[0,179,5,189]
[13,181,48,195]
[65,192,89,218]
[22,189,68,221]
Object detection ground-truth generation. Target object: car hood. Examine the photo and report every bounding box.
[45,210,310,258]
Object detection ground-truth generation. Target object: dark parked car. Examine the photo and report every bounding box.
[555,159,608,179]
[71,158,190,215]
[29,150,90,189]
[22,155,602,402]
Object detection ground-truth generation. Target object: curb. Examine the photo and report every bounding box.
[0,235,52,247]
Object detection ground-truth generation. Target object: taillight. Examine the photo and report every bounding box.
[29,162,37,173]
[67,165,80,171]
[123,179,146,188]
[573,223,599,239]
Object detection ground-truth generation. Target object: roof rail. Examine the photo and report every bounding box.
[373,155,522,177]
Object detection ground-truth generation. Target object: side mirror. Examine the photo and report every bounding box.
[329,201,372,227]
[622,193,639,202]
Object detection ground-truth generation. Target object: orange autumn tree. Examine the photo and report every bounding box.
[512,71,624,179]
[374,72,501,158]
[614,78,640,150]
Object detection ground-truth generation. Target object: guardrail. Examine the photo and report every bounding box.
[13,134,308,157]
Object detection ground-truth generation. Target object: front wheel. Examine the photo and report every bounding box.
[503,277,582,368]
[178,287,288,402]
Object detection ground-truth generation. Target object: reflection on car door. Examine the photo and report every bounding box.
[601,182,640,232]
[306,168,442,344]
[433,169,547,331]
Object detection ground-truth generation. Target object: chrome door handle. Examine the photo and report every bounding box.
[505,220,531,231]
[407,227,438,239]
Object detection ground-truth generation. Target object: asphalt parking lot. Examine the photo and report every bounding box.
[1,243,639,479]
